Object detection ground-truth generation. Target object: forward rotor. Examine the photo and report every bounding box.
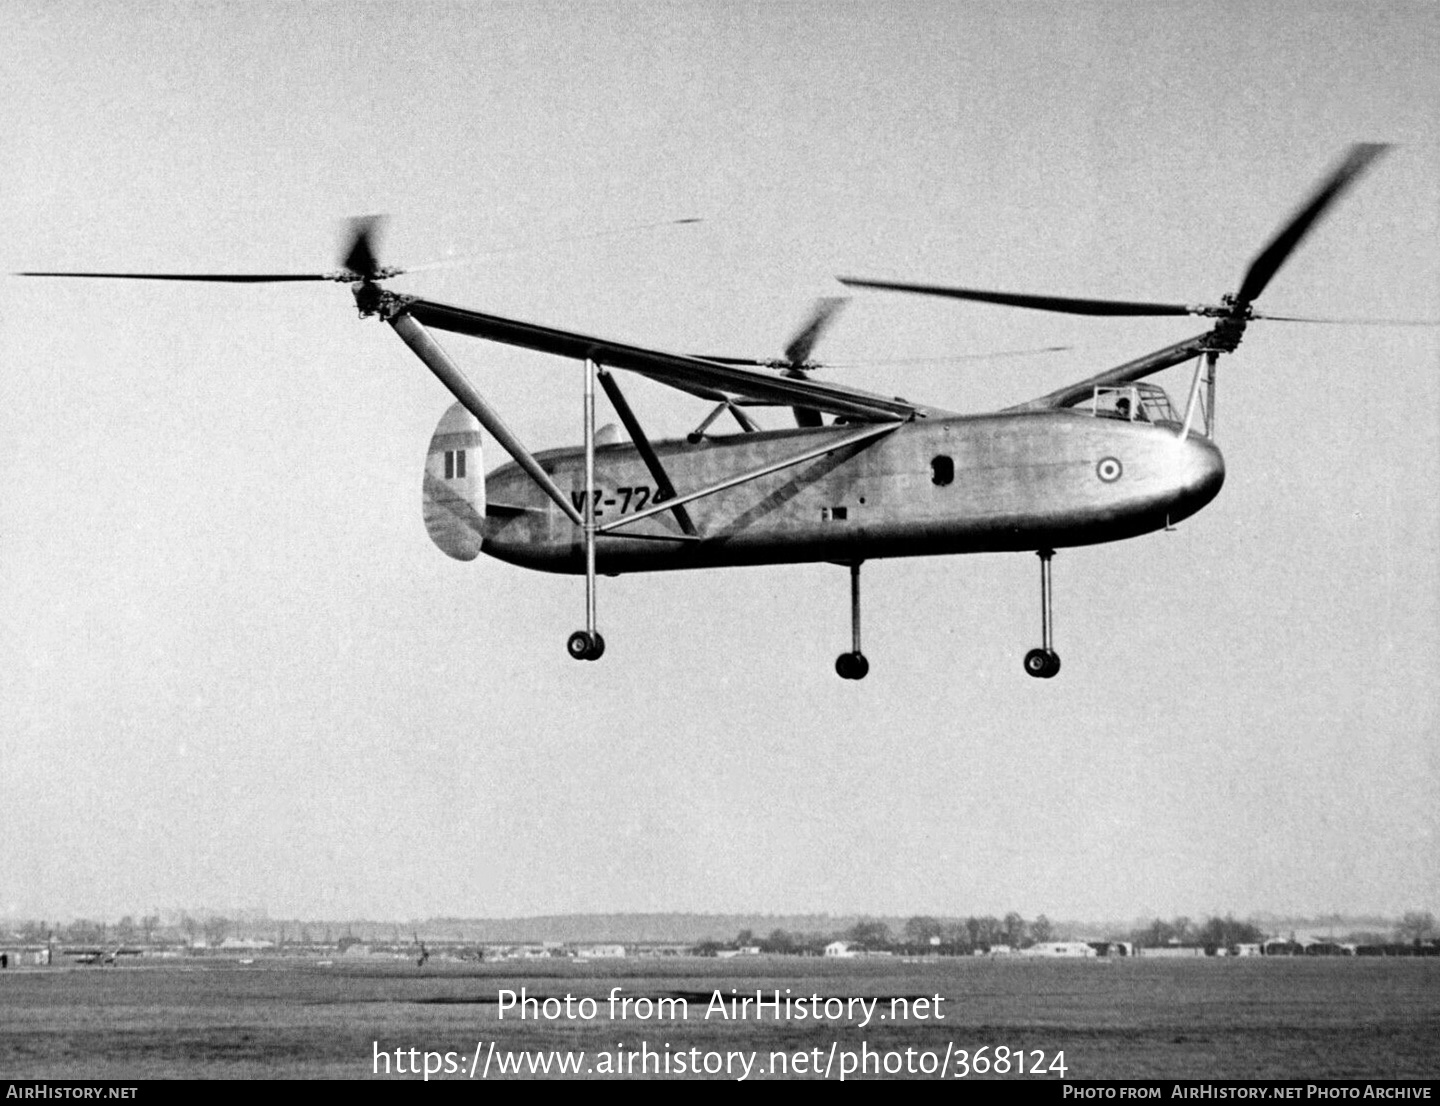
[840,144,1406,342]
[20,215,400,286]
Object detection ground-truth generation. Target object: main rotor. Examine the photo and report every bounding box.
[840,143,1396,356]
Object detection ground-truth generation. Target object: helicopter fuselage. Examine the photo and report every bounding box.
[475,410,1225,574]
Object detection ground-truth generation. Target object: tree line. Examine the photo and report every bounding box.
[700,913,1057,955]
[7,910,1434,952]
[701,911,1438,955]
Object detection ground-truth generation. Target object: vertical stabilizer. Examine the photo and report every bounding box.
[423,402,486,561]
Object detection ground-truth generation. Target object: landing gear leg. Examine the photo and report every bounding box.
[835,561,869,680]
[1023,548,1060,679]
[568,357,604,662]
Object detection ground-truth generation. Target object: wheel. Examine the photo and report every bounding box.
[567,631,595,661]
[587,632,605,661]
[835,651,869,680]
[1024,648,1061,678]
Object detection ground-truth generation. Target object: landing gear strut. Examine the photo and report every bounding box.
[1024,548,1061,679]
[569,357,605,662]
[836,561,869,680]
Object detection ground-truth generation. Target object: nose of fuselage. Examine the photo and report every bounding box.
[1171,432,1226,520]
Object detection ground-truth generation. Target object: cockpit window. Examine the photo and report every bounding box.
[1091,384,1178,425]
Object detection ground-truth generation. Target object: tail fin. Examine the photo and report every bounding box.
[423,402,485,561]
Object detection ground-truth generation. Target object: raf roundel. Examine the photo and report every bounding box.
[1096,457,1123,483]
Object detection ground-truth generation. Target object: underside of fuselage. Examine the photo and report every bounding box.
[469,411,1224,575]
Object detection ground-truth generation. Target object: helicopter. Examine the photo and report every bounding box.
[21,144,1405,680]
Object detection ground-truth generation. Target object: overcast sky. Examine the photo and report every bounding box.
[2,0,1436,925]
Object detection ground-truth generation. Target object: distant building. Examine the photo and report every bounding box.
[221,937,276,951]
[825,941,857,958]
[575,944,625,959]
[1024,941,1096,957]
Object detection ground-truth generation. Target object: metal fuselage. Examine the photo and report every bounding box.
[480,411,1225,575]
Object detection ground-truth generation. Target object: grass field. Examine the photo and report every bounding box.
[1,956,1436,1080]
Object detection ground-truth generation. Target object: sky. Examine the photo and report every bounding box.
[2,0,1436,926]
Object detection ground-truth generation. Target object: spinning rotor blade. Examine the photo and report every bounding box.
[687,355,787,366]
[783,296,848,366]
[21,213,697,286]
[1251,311,1440,326]
[21,214,399,285]
[825,345,1073,366]
[834,280,1434,329]
[401,217,703,271]
[694,344,1074,368]
[837,278,1194,317]
[689,296,850,372]
[1235,143,1390,306]
[842,144,1396,324]
[340,215,386,282]
[19,270,336,283]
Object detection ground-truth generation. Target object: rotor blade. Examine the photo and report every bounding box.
[18,270,334,282]
[689,344,1074,368]
[783,296,848,365]
[1235,143,1391,306]
[340,215,386,281]
[838,277,1196,317]
[1251,311,1440,326]
[684,355,783,367]
[401,217,703,272]
[824,345,1073,366]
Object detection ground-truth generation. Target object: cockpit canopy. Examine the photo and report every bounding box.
[1081,383,1180,427]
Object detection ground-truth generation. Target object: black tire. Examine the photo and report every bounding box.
[1024,648,1050,678]
[836,652,869,680]
[1043,650,1061,678]
[587,632,606,661]
[567,631,593,661]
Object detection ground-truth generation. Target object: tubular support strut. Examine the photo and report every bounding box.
[584,358,597,640]
[835,560,869,679]
[1179,349,1219,442]
[850,561,863,655]
[1204,352,1217,439]
[1039,549,1054,653]
[1023,549,1061,678]
[388,311,584,527]
[595,367,697,536]
[599,420,899,535]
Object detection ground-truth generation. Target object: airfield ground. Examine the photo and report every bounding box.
[1,956,1436,1080]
